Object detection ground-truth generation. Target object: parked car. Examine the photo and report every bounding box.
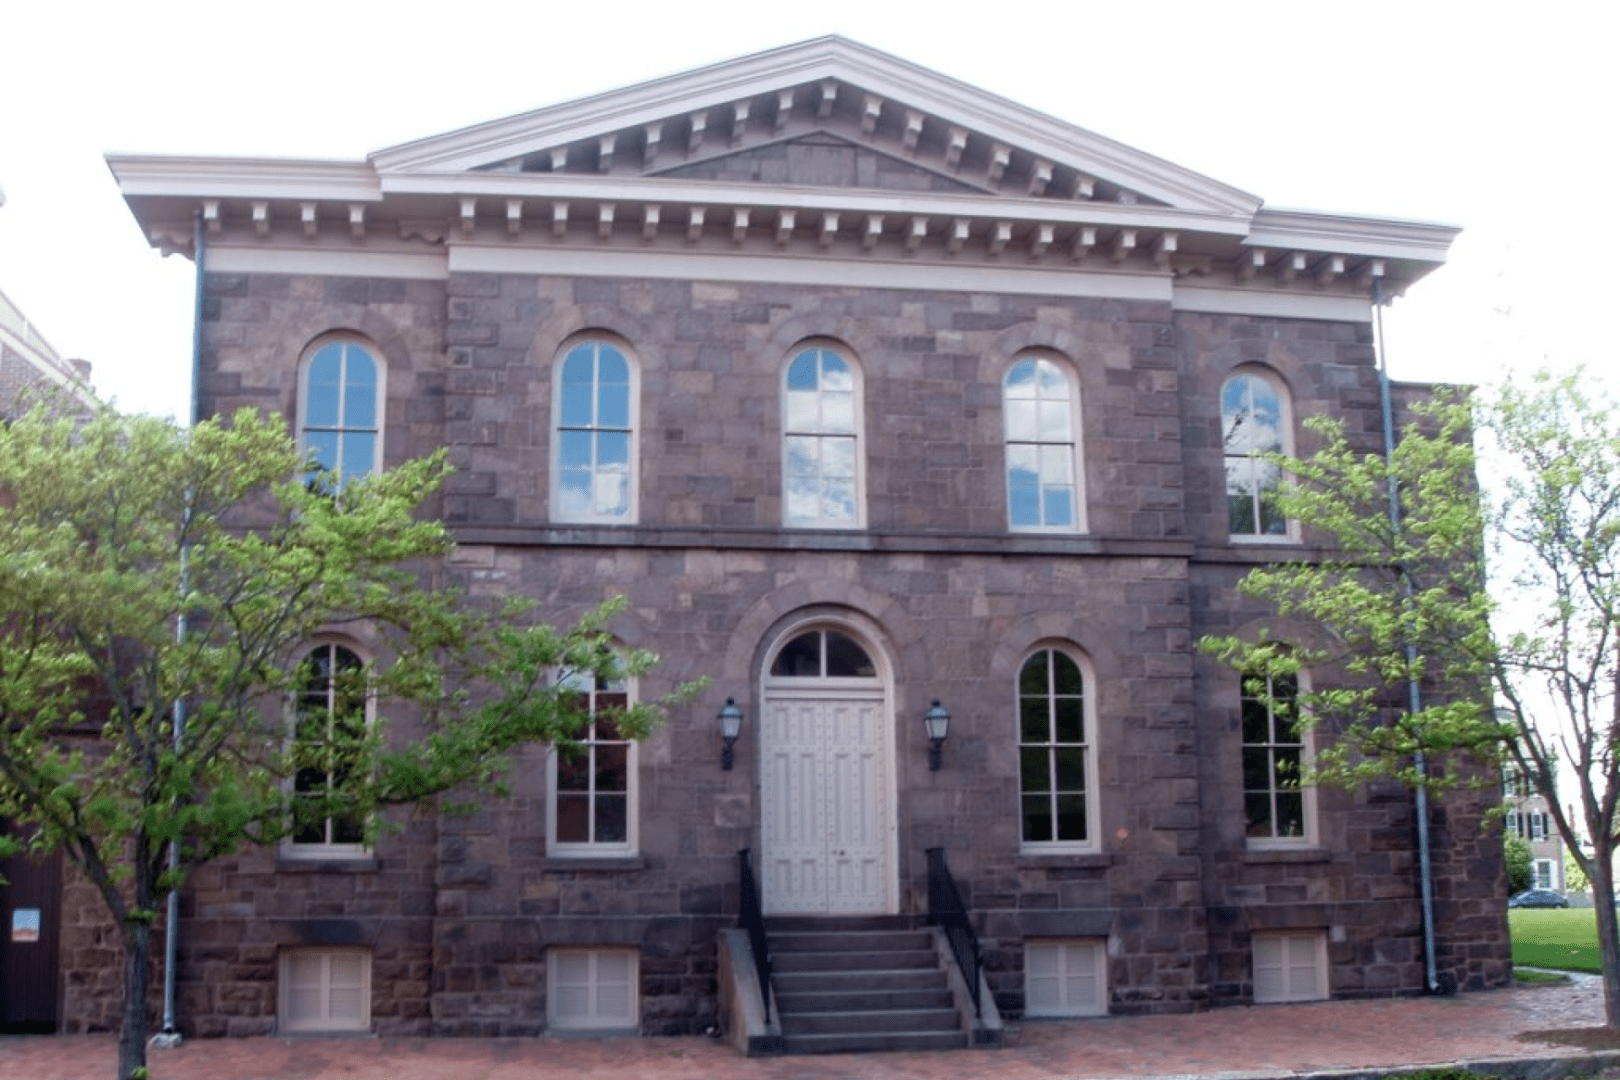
[1509,888,1569,909]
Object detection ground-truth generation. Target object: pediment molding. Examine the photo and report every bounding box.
[369,37,1258,216]
[107,38,1458,296]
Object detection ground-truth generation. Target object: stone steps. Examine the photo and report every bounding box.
[765,917,966,1055]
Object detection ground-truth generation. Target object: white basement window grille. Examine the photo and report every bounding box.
[1252,931,1327,1004]
[1024,939,1107,1017]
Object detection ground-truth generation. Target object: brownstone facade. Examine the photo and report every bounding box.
[89,37,1509,1040]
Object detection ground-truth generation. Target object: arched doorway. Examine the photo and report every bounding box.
[759,624,896,915]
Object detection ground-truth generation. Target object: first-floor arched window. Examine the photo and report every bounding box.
[1018,646,1097,852]
[288,642,369,855]
[548,657,637,855]
[1241,666,1313,844]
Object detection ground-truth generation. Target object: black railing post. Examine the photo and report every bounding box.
[737,848,772,1023]
[925,846,982,1017]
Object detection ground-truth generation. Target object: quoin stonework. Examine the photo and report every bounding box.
[76,37,1510,1048]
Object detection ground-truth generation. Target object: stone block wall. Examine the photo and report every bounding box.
[110,265,1515,1038]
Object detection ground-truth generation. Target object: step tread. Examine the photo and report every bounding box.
[780,1030,967,1054]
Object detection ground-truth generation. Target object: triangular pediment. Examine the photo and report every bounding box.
[370,37,1256,216]
[644,133,989,197]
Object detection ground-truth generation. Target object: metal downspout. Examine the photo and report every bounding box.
[157,209,205,1041]
[1372,280,1441,994]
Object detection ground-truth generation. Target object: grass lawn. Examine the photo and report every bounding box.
[1510,908,1604,973]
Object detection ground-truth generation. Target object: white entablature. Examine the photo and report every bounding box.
[107,37,1457,303]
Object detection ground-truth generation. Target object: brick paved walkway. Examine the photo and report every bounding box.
[0,975,1608,1080]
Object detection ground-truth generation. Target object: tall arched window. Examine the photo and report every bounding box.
[1222,371,1291,539]
[782,346,863,528]
[1018,646,1097,852]
[289,642,368,855]
[554,338,637,523]
[299,339,382,491]
[548,657,637,856]
[1004,356,1082,532]
[1241,666,1314,844]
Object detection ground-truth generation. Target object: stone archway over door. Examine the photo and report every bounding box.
[759,627,895,916]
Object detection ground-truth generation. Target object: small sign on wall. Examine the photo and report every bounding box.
[11,908,40,943]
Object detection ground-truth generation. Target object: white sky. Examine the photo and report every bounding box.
[1,0,1614,420]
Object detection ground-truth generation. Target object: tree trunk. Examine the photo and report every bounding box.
[1589,842,1620,1027]
[118,921,151,1080]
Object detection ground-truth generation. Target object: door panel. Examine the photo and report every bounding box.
[0,833,61,1034]
[762,690,891,914]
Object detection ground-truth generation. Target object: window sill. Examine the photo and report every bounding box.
[541,855,646,873]
[1016,852,1114,869]
[277,855,379,873]
[1242,847,1329,865]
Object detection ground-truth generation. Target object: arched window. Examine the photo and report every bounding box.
[768,628,877,678]
[1241,666,1314,844]
[299,338,382,491]
[289,642,368,855]
[1222,371,1291,539]
[782,346,863,528]
[1018,647,1097,852]
[1004,356,1082,532]
[548,657,637,855]
[553,338,637,523]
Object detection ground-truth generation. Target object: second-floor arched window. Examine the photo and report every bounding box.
[1222,371,1291,539]
[554,338,637,523]
[1004,355,1082,532]
[782,345,863,529]
[299,338,382,491]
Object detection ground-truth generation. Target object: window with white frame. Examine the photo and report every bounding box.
[1004,355,1083,532]
[1242,667,1313,845]
[1534,859,1555,889]
[1018,647,1097,852]
[299,338,382,492]
[782,345,863,528]
[1529,812,1549,841]
[1222,370,1291,539]
[1506,811,1525,839]
[547,948,638,1031]
[288,643,368,856]
[1024,939,1107,1017]
[278,948,371,1033]
[547,661,636,856]
[1252,931,1327,1003]
[553,337,637,523]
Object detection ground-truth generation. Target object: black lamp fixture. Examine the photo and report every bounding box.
[718,697,743,770]
[924,699,950,771]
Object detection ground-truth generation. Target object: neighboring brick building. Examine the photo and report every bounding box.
[97,37,1508,1043]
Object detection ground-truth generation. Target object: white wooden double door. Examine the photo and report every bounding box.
[760,688,895,915]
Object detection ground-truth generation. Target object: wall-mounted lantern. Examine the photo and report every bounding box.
[719,697,743,771]
[924,700,950,772]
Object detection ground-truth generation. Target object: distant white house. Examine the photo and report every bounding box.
[1504,769,1564,892]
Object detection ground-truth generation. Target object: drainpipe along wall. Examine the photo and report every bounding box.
[157,208,205,1041]
[1372,280,1441,994]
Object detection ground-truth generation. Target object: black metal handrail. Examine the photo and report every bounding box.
[926,846,982,1017]
[737,848,772,1023]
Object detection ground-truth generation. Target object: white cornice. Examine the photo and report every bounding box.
[1248,207,1459,261]
[447,243,1171,301]
[379,172,1253,236]
[368,36,1260,216]
[1172,284,1373,323]
[107,155,381,201]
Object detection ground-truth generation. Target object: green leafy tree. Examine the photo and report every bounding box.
[1504,833,1533,894]
[1566,850,1590,894]
[0,402,699,1080]
[1203,370,1620,1028]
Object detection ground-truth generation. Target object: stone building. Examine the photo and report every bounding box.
[93,37,1508,1048]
